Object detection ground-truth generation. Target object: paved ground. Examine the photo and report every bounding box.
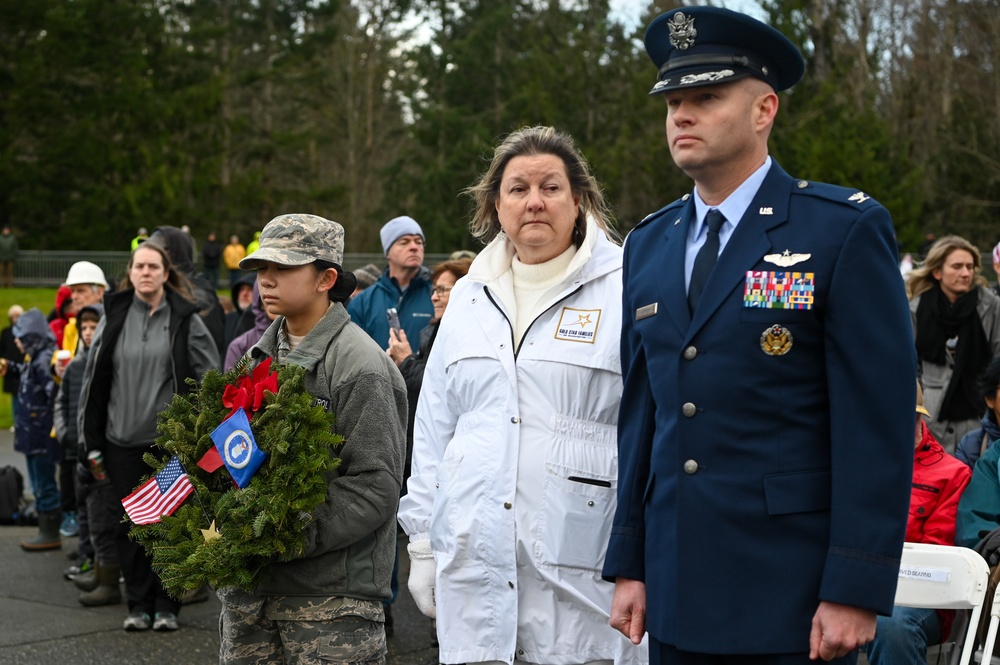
[0,431,440,665]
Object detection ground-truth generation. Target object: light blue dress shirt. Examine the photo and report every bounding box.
[684,156,772,292]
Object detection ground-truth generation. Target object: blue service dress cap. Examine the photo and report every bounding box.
[644,6,805,95]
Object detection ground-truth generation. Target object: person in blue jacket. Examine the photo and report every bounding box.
[347,216,433,351]
[955,358,1000,468]
[603,7,915,664]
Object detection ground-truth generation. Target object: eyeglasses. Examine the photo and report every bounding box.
[432,285,452,296]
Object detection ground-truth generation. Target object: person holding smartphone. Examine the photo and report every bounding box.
[347,216,434,351]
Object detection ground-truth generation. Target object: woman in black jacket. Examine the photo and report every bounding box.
[387,258,471,480]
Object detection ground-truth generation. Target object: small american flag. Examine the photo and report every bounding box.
[122,456,194,525]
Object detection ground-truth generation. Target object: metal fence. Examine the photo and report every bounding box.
[8,251,454,288]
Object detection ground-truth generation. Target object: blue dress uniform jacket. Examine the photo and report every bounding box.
[602,161,915,655]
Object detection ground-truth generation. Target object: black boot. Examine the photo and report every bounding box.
[20,511,62,551]
[78,564,122,607]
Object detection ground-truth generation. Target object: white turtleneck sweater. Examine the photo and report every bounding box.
[508,245,577,346]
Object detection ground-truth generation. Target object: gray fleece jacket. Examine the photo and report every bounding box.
[245,303,407,602]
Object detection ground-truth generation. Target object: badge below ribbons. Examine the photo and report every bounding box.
[209,408,268,489]
[744,271,814,310]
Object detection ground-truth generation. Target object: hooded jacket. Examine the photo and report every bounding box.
[48,285,73,349]
[224,282,271,370]
[398,220,645,665]
[224,272,257,347]
[11,308,58,459]
[54,304,103,448]
[955,410,1000,469]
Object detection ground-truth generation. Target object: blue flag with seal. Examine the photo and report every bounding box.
[210,408,268,488]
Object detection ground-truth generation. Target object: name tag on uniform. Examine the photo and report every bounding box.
[635,303,658,320]
[744,271,815,310]
[554,308,602,344]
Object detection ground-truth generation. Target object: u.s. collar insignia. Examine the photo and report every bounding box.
[760,325,793,356]
[848,191,870,203]
[763,249,811,267]
[668,12,697,50]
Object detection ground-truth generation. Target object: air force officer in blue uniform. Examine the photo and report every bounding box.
[602,7,915,664]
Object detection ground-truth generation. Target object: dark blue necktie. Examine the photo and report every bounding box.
[688,209,726,314]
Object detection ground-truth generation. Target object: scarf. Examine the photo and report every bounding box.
[915,283,990,422]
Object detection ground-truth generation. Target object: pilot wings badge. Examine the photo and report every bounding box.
[763,250,811,267]
[668,12,697,50]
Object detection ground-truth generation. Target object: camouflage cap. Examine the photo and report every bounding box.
[240,214,345,269]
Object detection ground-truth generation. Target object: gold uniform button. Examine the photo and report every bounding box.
[682,402,697,417]
[684,459,699,475]
[683,346,697,360]
[503,502,512,509]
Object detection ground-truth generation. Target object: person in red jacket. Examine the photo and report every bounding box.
[866,382,972,665]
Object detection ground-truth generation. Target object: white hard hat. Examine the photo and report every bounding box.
[65,261,108,288]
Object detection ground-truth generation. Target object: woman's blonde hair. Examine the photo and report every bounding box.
[465,126,617,245]
[906,235,988,299]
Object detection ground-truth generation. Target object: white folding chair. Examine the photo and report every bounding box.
[979,584,1000,665]
[895,542,990,665]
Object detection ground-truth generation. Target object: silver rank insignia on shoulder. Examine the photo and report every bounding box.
[763,249,811,267]
[636,303,658,320]
[760,325,793,356]
[848,191,870,203]
[674,218,681,226]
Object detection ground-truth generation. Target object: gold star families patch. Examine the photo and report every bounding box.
[555,307,602,343]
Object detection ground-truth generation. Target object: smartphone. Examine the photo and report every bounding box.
[386,308,401,334]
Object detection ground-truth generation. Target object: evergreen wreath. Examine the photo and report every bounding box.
[129,358,342,596]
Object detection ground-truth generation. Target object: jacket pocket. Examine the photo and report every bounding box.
[762,469,831,516]
[908,484,940,526]
[534,466,617,571]
[533,416,618,572]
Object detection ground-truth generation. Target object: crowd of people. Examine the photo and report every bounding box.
[4,6,1000,665]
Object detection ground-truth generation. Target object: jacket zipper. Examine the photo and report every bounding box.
[483,284,584,359]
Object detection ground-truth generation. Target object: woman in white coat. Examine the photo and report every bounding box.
[398,126,646,665]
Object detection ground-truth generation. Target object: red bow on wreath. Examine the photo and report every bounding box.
[222,357,278,420]
[198,358,278,475]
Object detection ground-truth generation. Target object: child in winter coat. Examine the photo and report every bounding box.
[53,305,121,604]
[2,308,60,550]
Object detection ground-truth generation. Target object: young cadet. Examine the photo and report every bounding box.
[224,214,406,664]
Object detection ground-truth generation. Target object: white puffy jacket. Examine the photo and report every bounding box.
[398,221,646,665]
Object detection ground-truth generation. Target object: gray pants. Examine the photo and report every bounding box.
[219,592,386,665]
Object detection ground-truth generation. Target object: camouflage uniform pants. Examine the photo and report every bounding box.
[219,592,386,665]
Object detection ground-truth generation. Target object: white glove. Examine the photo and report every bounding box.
[407,539,437,618]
